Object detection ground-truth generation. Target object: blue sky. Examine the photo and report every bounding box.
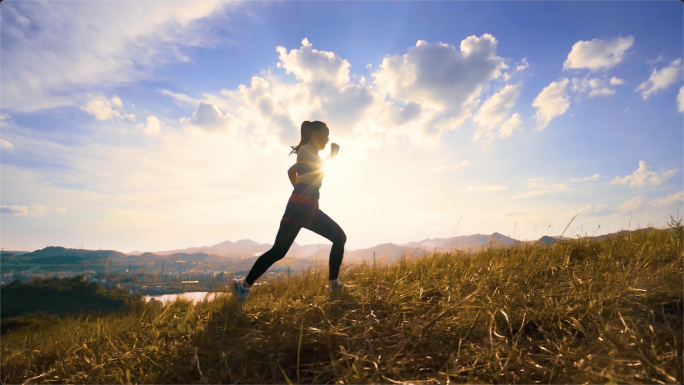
[1,1,682,252]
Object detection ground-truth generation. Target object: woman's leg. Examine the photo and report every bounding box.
[305,210,347,281]
[244,220,301,285]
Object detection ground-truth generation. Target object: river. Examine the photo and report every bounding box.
[144,291,226,304]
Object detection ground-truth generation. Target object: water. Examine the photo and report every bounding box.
[144,291,222,304]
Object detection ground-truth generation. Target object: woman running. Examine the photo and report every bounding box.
[233,120,347,303]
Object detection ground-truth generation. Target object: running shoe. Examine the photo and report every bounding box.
[233,279,251,303]
[326,280,349,294]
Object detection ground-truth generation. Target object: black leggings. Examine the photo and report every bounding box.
[245,209,347,284]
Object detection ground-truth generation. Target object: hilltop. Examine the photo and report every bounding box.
[1,226,681,384]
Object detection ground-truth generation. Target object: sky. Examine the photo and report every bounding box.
[1,0,683,253]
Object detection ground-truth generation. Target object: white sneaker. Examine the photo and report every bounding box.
[326,280,350,293]
[233,279,251,303]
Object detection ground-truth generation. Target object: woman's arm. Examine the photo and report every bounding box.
[287,164,297,187]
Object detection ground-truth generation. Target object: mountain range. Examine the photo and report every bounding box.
[3,228,658,274]
[124,231,555,263]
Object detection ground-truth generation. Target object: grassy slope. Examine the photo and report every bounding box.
[1,228,682,384]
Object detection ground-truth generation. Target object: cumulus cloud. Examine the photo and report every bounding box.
[678,87,684,113]
[618,196,643,212]
[473,83,522,141]
[180,102,239,134]
[464,185,507,192]
[651,191,683,207]
[1,1,232,111]
[80,95,123,120]
[532,78,570,130]
[142,116,161,136]
[1,139,15,152]
[277,38,351,86]
[372,35,507,113]
[636,58,682,100]
[612,161,679,187]
[563,36,634,71]
[79,94,136,123]
[163,35,524,149]
[0,205,48,216]
[610,77,625,85]
[571,174,600,183]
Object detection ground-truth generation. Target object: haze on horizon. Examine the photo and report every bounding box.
[1,1,682,253]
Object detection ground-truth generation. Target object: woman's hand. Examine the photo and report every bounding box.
[287,164,297,187]
[329,143,340,159]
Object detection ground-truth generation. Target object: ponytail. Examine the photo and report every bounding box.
[290,120,327,155]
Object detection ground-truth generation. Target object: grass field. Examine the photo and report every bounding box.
[1,224,682,384]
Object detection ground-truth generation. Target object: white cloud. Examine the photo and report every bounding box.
[169,35,521,148]
[464,185,507,192]
[610,77,625,86]
[180,102,239,134]
[0,205,48,216]
[574,204,609,215]
[473,84,522,142]
[526,179,568,190]
[588,88,615,98]
[571,174,600,183]
[618,196,643,212]
[498,113,523,138]
[651,191,684,207]
[142,116,162,136]
[1,139,15,152]
[636,58,682,100]
[612,161,679,187]
[424,161,469,173]
[532,78,570,130]
[80,95,128,121]
[54,207,68,213]
[159,89,201,106]
[503,57,529,82]
[647,55,664,65]
[277,38,351,87]
[570,76,602,93]
[512,190,550,198]
[678,87,684,113]
[372,35,507,113]
[570,76,617,98]
[563,36,634,71]
[0,113,10,121]
[1,1,232,111]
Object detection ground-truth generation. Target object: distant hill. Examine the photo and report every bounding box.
[6,247,126,265]
[0,251,30,256]
[398,232,520,251]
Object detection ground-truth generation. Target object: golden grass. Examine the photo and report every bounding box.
[2,226,682,384]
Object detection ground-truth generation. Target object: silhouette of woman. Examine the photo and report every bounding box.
[233,121,347,303]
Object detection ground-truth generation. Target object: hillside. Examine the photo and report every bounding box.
[1,226,681,384]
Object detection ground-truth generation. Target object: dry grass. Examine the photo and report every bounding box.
[2,226,682,384]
